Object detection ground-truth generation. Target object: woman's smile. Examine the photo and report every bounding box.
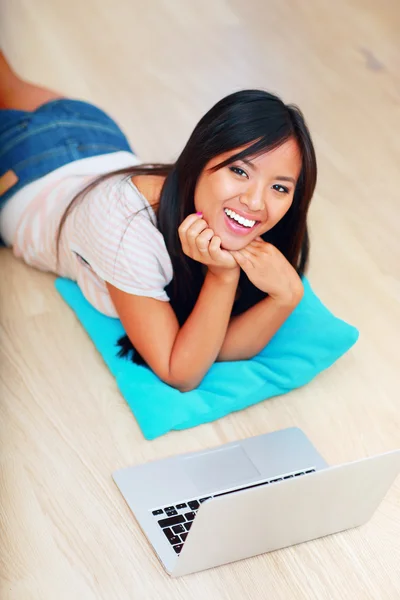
[222,206,261,236]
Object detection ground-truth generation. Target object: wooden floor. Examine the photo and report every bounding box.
[1,0,400,598]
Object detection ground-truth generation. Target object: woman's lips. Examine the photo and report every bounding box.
[223,211,259,236]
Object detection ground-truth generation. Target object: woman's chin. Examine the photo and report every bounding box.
[219,232,251,252]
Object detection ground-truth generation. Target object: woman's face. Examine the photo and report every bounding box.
[194,138,302,251]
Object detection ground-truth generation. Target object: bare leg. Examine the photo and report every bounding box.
[0,51,63,111]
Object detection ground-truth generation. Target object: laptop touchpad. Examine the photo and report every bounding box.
[183,445,260,493]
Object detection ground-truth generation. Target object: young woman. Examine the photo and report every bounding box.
[0,52,317,391]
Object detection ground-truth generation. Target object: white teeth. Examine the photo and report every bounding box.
[224,208,256,228]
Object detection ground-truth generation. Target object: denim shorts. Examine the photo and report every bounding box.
[0,98,133,207]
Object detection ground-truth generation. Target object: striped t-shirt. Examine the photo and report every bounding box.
[10,160,174,317]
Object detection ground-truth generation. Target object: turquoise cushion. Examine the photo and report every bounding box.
[55,277,359,440]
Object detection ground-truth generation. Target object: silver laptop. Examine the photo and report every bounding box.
[112,427,400,577]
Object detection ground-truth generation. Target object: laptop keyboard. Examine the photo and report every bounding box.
[152,467,316,555]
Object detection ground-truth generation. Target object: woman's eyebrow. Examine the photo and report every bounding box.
[241,158,257,171]
[275,175,296,184]
[240,160,296,185]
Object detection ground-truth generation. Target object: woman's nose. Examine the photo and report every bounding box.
[240,190,265,213]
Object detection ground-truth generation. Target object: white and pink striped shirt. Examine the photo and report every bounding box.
[5,154,173,317]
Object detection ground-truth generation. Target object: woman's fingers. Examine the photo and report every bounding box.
[179,214,208,256]
[230,248,255,268]
[186,221,210,258]
[208,235,223,260]
[179,214,207,244]
[238,248,256,263]
[186,219,209,243]
[178,213,202,235]
[230,251,245,266]
[240,244,260,257]
[195,228,214,253]
[249,237,275,253]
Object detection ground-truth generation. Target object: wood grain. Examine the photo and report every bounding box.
[0,0,399,597]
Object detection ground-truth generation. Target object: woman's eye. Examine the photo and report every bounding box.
[272,184,289,194]
[229,166,248,178]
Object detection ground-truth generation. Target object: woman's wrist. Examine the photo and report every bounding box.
[207,265,240,285]
[269,285,304,309]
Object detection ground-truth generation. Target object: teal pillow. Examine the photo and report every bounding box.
[55,277,359,440]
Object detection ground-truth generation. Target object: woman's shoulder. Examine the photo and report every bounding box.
[130,174,165,210]
[72,172,169,256]
[69,171,173,292]
[81,172,159,224]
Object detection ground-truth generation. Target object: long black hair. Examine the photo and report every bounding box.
[57,90,317,365]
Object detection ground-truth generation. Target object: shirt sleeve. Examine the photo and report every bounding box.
[110,213,173,300]
[69,176,173,301]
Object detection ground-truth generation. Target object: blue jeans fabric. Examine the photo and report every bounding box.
[0,98,133,208]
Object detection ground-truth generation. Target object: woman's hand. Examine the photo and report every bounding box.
[230,237,304,306]
[179,213,239,279]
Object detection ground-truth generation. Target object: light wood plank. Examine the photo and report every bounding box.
[1,0,399,597]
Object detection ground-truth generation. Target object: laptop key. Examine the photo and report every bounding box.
[152,509,163,515]
[173,544,183,554]
[176,503,187,509]
[158,515,185,528]
[165,509,178,516]
[188,500,200,510]
[184,521,192,531]
[169,535,181,545]
[184,512,196,521]
[172,524,185,534]
[180,532,188,542]
[162,528,175,541]
[199,497,211,503]
[164,506,175,511]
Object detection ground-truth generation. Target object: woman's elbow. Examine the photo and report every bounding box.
[162,372,200,393]
[154,357,203,392]
[170,378,199,393]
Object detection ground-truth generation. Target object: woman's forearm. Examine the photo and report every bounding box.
[217,293,302,362]
[169,269,239,391]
